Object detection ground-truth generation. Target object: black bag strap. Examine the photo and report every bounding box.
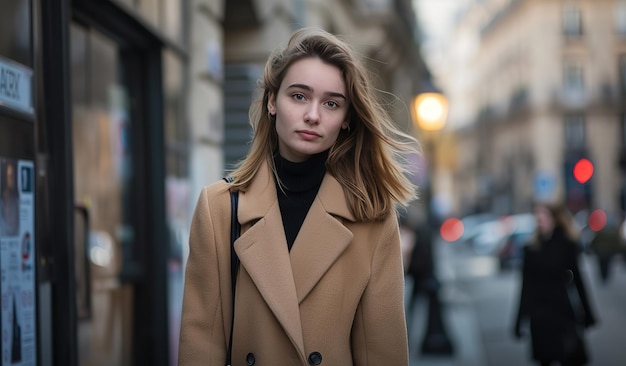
[223,177,240,366]
[564,269,585,325]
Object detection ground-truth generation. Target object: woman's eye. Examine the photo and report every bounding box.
[326,101,339,108]
[292,93,305,101]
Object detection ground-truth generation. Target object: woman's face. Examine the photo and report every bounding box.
[268,57,349,162]
[535,206,554,235]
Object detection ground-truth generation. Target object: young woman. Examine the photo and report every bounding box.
[178,28,418,365]
[514,203,596,366]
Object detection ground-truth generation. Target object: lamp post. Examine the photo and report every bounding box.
[411,90,454,355]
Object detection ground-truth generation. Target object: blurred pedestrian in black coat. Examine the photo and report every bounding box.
[399,210,432,333]
[406,222,433,315]
[514,203,596,366]
[589,215,622,284]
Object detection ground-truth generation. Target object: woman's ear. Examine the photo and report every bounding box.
[267,92,277,115]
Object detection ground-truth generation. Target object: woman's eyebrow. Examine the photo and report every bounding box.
[287,83,347,100]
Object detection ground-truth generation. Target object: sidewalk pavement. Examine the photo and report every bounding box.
[407,235,488,366]
[407,238,533,366]
[407,277,487,366]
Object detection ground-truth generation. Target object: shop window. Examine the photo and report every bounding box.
[563,3,583,37]
[564,115,585,149]
[163,48,188,366]
[163,50,188,178]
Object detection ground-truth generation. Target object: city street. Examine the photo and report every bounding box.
[409,238,626,366]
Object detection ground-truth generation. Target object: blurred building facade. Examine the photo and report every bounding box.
[0,0,426,365]
[218,0,425,173]
[438,0,626,217]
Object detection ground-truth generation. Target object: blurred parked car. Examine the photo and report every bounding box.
[467,220,507,255]
[466,213,536,258]
[458,213,498,248]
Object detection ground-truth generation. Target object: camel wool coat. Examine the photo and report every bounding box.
[178,162,409,366]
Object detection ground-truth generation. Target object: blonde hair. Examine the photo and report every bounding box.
[228,27,419,221]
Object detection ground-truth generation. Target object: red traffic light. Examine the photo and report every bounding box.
[573,158,593,184]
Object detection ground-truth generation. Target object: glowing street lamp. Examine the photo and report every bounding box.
[412,92,448,133]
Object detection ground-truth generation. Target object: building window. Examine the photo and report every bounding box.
[563,3,582,37]
[617,0,626,35]
[563,59,584,92]
[565,115,585,149]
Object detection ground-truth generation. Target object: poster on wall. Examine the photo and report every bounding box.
[0,157,36,366]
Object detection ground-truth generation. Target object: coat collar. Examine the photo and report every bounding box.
[238,158,355,224]
[234,159,355,358]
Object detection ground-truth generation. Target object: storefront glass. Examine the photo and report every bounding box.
[163,48,188,366]
[71,22,135,366]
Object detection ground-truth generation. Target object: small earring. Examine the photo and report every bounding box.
[347,124,351,132]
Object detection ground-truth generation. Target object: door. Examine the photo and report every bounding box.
[70,22,135,366]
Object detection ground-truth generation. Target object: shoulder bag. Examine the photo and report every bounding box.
[223,177,240,366]
[563,269,586,361]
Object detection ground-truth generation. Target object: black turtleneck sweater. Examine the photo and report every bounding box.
[274,150,328,251]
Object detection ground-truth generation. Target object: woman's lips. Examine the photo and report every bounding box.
[297,130,320,140]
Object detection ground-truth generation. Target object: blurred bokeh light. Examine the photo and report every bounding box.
[588,209,607,232]
[440,217,464,242]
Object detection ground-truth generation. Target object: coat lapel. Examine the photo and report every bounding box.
[289,193,354,303]
[233,161,355,355]
[234,205,306,357]
[235,162,305,357]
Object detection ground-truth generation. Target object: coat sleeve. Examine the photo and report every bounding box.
[178,187,228,366]
[351,214,409,366]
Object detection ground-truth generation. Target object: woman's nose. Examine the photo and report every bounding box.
[304,104,320,124]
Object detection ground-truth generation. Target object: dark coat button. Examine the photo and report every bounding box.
[308,351,322,365]
[246,352,255,365]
